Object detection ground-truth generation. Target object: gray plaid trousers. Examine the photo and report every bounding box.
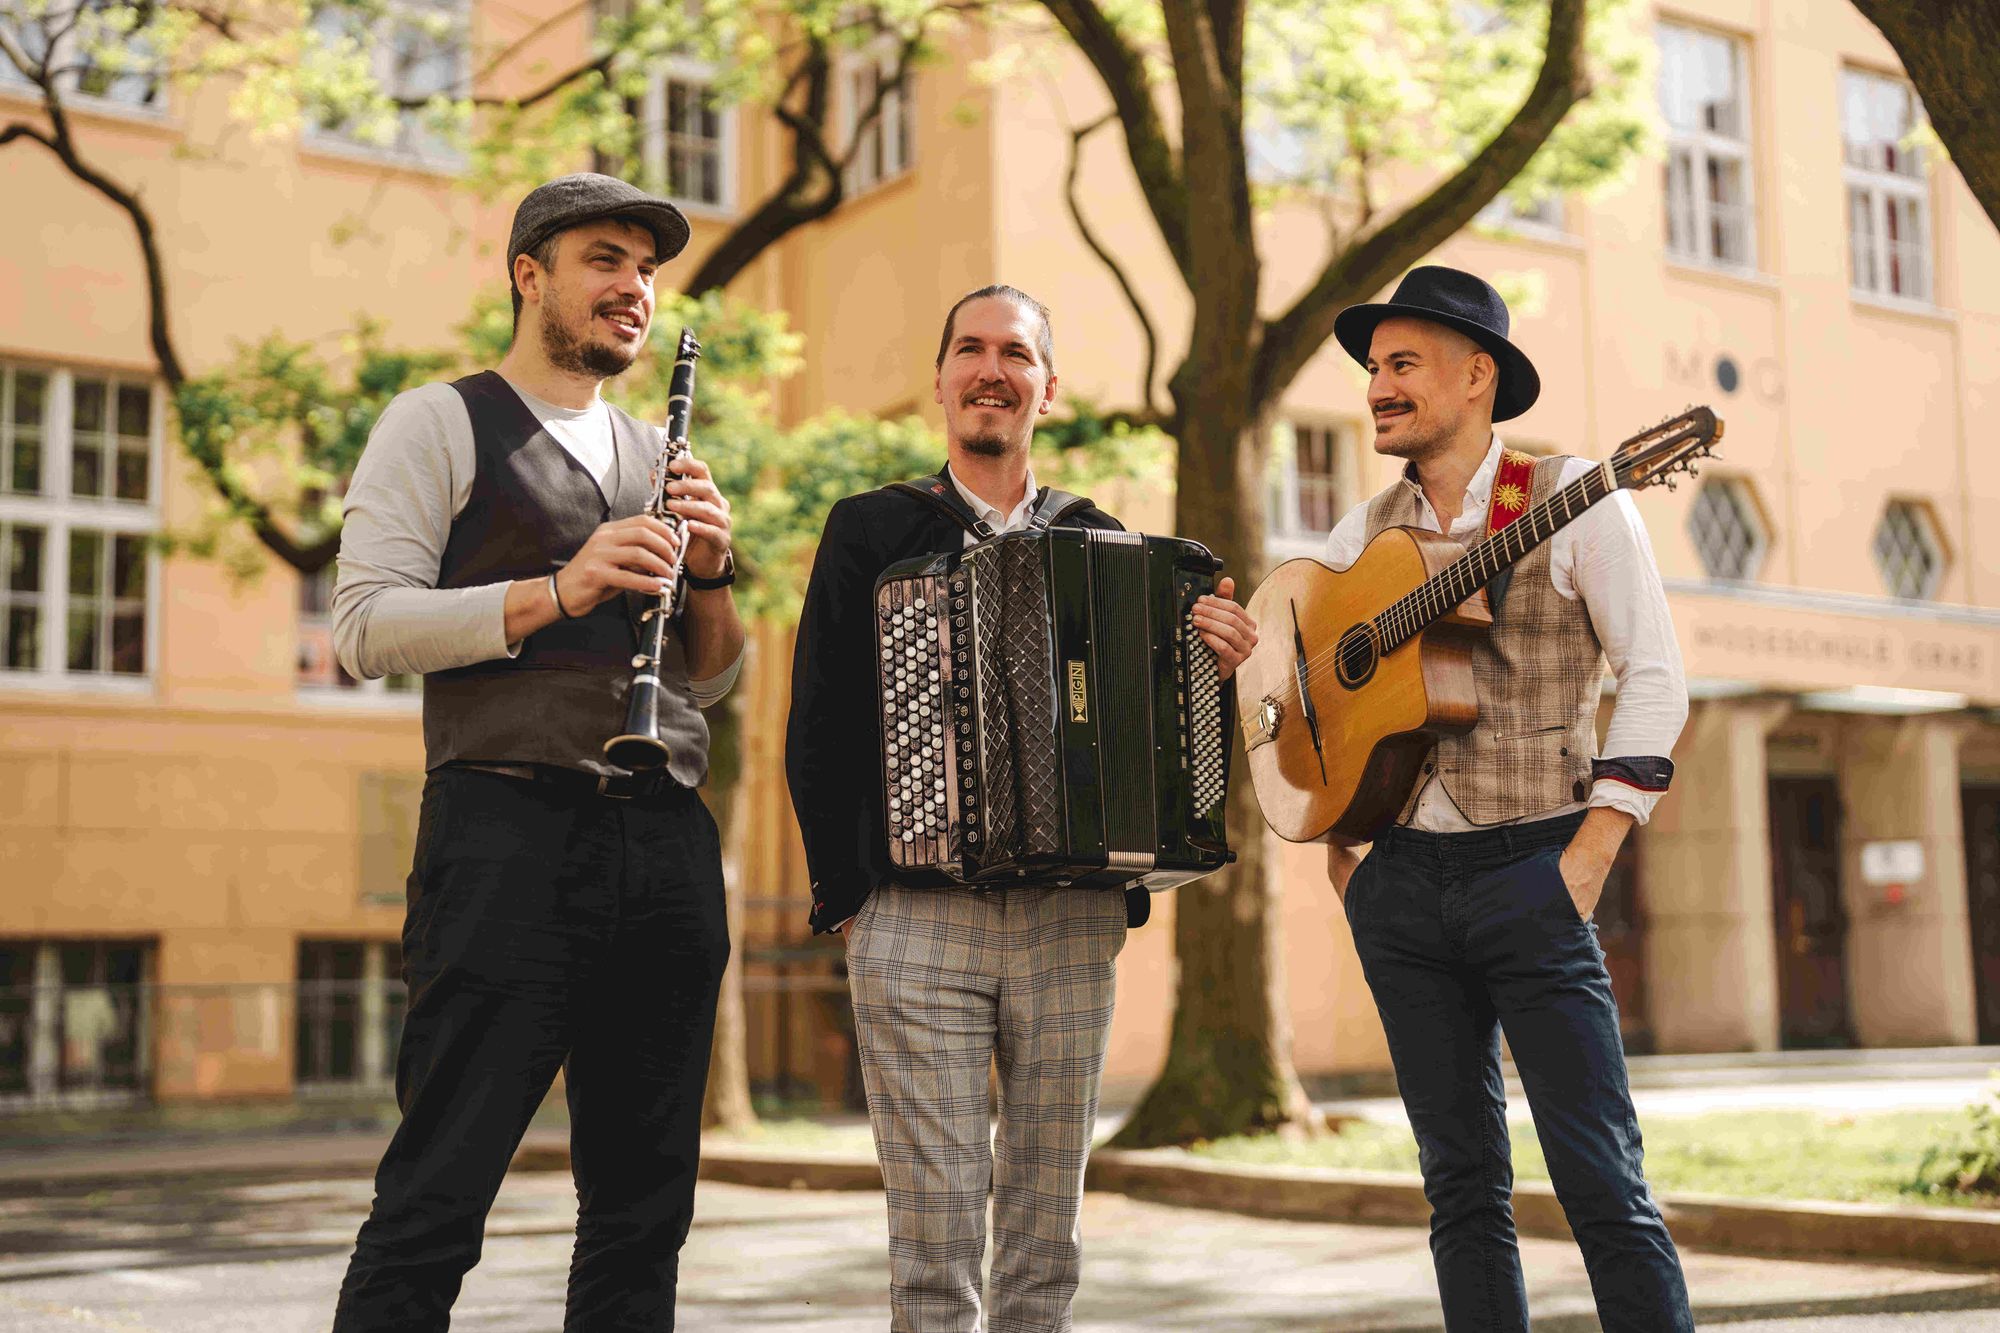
[847,883,1128,1333]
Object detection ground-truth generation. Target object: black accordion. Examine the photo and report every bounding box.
[873,527,1234,891]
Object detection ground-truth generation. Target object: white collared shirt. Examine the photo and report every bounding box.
[1321,437,1688,828]
[950,467,1040,547]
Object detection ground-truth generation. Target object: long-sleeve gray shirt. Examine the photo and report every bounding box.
[331,378,742,706]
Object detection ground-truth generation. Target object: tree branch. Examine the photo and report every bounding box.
[1251,0,1590,411]
[1036,0,1192,283]
[4,88,335,571]
[1063,112,1164,421]
[682,39,842,295]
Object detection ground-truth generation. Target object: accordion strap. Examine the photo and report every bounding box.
[884,469,1095,542]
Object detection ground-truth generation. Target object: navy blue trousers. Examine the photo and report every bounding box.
[1345,812,1692,1333]
[332,767,730,1331]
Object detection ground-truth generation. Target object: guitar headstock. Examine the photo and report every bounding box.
[1610,406,1723,493]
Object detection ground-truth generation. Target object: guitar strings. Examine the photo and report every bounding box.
[1258,468,1613,715]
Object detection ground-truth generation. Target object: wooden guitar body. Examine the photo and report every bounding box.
[1239,527,1493,844]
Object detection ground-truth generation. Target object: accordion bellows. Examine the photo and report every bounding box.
[874,527,1234,892]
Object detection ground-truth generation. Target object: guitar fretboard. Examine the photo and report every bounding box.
[1375,463,1616,652]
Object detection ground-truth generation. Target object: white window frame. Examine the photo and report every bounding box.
[0,361,163,693]
[303,0,470,170]
[0,1,168,117]
[296,562,422,702]
[840,38,913,196]
[1841,67,1932,306]
[1267,418,1356,559]
[632,56,736,216]
[1658,21,1757,273]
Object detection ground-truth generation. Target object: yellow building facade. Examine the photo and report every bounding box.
[3,1,1997,1109]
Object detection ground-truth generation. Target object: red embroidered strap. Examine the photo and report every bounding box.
[1485,449,1536,536]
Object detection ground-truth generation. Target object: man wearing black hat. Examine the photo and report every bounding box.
[1319,266,1693,1330]
[328,173,743,1329]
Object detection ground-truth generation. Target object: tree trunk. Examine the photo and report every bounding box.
[1850,0,2000,237]
[1110,398,1323,1147]
[701,638,758,1135]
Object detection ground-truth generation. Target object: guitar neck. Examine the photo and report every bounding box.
[1376,462,1618,652]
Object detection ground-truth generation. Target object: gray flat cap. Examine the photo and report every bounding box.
[507,172,691,276]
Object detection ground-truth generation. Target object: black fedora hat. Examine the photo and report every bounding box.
[1332,265,1541,422]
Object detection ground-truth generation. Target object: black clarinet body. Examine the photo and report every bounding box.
[604,327,702,771]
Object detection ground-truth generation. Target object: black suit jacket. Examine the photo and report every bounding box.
[784,471,1151,935]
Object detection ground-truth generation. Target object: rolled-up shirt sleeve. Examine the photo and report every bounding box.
[331,385,520,681]
[688,648,744,708]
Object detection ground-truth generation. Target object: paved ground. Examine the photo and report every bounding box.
[3,1169,2000,1331]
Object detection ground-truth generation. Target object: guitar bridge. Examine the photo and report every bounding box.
[1245,695,1284,751]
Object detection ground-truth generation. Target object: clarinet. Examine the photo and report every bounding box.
[603,327,702,771]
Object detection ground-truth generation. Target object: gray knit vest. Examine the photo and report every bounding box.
[421,371,710,786]
[1362,454,1600,825]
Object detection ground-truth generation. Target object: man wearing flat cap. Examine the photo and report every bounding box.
[329,173,743,1329]
[1318,266,1693,1330]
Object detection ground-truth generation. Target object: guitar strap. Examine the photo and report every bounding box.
[1481,448,1538,615]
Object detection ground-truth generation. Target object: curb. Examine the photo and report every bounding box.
[1082,1149,2000,1270]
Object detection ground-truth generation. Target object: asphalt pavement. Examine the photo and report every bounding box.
[3,1168,2000,1331]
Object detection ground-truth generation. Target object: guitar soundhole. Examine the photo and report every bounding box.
[1333,624,1377,690]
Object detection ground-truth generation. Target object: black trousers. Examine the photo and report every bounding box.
[333,766,730,1332]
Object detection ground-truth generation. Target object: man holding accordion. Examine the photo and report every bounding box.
[328,173,742,1329]
[786,285,1256,1333]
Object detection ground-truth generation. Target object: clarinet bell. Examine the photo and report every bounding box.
[604,674,673,771]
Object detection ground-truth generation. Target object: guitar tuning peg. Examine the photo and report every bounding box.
[1666,478,1678,491]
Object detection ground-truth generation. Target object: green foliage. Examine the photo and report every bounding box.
[1240,0,1653,217]
[168,323,455,575]
[1908,1077,2000,1200]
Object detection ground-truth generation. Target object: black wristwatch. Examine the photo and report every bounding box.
[683,550,736,590]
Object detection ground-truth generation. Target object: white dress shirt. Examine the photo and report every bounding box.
[1321,437,1688,827]
[949,466,1040,547]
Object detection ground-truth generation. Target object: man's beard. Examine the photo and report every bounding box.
[1373,404,1451,463]
[961,432,1012,458]
[541,296,640,379]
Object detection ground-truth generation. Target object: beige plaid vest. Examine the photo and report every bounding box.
[1362,453,1602,825]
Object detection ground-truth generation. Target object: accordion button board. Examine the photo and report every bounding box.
[873,527,1235,892]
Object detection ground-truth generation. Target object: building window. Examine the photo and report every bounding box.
[597,63,732,211]
[296,940,405,1091]
[0,361,159,684]
[0,2,163,108]
[307,0,468,163]
[1687,475,1766,581]
[841,42,912,194]
[1478,192,1566,237]
[0,940,151,1107]
[1842,68,1930,303]
[1658,22,1754,270]
[299,564,420,695]
[1268,420,1354,554]
[1872,499,1944,600]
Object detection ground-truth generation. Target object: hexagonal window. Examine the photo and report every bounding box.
[1687,476,1767,581]
[1872,499,1946,600]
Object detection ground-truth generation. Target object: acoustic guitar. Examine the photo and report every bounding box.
[1238,407,1723,843]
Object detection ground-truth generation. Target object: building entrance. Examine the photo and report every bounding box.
[1768,776,1853,1048]
[1961,785,2000,1044]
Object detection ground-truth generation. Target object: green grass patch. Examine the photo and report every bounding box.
[706,1116,877,1153]
[1191,1110,2000,1209]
